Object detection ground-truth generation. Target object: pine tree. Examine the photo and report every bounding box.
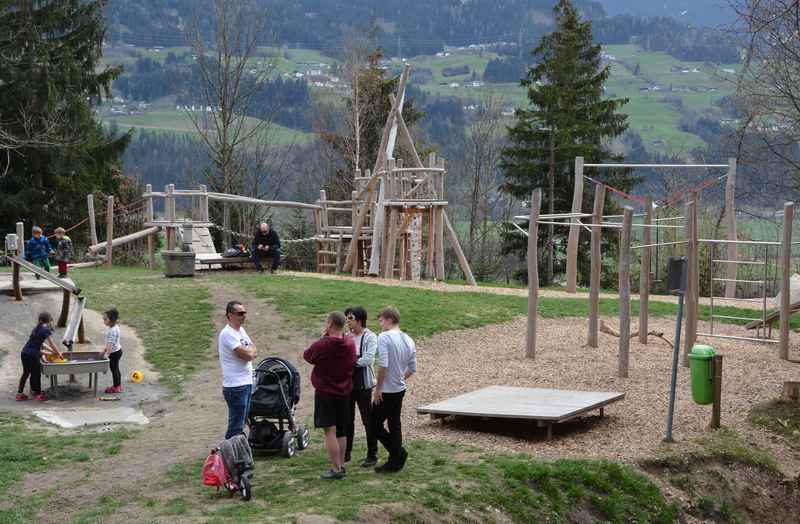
[500,0,631,285]
[0,0,130,238]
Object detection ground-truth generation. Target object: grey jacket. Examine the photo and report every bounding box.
[219,434,253,482]
[354,328,377,390]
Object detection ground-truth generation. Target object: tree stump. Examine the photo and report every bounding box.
[782,381,800,401]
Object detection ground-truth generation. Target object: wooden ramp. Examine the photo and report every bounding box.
[746,300,800,330]
[416,385,624,440]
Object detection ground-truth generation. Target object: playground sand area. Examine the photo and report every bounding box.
[0,289,165,416]
[405,314,800,474]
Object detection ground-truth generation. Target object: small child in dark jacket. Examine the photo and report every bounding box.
[53,227,73,278]
[25,226,53,278]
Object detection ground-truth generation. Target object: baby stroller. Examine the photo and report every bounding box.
[248,356,310,458]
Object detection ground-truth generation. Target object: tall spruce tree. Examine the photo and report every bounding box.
[500,0,630,285]
[0,0,130,237]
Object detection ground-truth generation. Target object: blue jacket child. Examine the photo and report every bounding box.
[25,226,54,274]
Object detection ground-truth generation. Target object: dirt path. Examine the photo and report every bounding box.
[19,283,316,523]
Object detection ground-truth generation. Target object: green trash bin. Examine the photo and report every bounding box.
[689,344,716,405]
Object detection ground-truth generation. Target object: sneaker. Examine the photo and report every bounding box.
[344,454,351,464]
[115,385,124,393]
[104,386,116,394]
[320,469,345,480]
[361,457,378,467]
[58,273,67,278]
[33,393,48,402]
[15,393,28,401]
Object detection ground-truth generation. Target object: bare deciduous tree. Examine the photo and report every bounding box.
[187,0,280,246]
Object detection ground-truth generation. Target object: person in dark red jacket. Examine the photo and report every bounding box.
[303,311,357,480]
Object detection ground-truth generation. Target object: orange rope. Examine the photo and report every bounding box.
[584,175,647,205]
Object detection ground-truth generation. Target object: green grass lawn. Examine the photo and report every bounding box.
[102,111,313,146]
[133,440,677,523]
[70,266,215,392]
[221,272,794,339]
[0,413,135,523]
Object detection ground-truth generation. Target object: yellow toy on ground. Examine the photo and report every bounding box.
[131,370,144,383]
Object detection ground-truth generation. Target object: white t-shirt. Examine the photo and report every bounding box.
[105,325,122,353]
[376,328,417,394]
[218,324,254,388]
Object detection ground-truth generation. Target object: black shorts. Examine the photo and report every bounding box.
[314,393,350,437]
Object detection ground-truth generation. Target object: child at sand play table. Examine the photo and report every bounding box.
[102,308,124,394]
[16,312,64,402]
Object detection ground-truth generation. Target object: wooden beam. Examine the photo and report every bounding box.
[106,195,114,268]
[639,196,652,344]
[711,355,723,429]
[13,221,23,301]
[87,194,98,246]
[725,158,737,298]
[443,212,477,286]
[8,256,80,294]
[435,207,445,280]
[780,201,794,360]
[148,231,156,269]
[565,156,584,293]
[426,207,435,278]
[89,226,160,253]
[526,189,541,359]
[587,185,606,348]
[12,259,22,301]
[618,207,633,378]
[16,221,24,258]
[206,192,322,210]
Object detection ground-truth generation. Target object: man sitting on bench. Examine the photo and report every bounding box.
[252,222,281,274]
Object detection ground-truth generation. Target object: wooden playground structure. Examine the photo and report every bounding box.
[54,65,476,285]
[520,157,799,377]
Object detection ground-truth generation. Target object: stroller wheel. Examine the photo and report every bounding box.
[295,424,310,450]
[281,431,296,458]
[239,474,252,501]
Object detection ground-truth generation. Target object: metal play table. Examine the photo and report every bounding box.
[41,351,110,397]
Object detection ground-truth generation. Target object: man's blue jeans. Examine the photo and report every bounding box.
[223,384,252,439]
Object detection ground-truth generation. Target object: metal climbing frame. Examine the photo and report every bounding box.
[699,238,780,344]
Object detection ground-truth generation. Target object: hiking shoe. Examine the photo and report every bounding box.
[374,462,400,474]
[361,457,378,467]
[397,447,408,469]
[15,393,28,401]
[33,393,48,401]
[104,386,122,394]
[344,453,351,463]
[58,273,67,278]
[320,469,345,480]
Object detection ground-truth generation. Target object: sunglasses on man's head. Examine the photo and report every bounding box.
[346,315,356,321]
[232,310,247,316]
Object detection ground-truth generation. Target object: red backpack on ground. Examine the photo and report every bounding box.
[202,449,231,490]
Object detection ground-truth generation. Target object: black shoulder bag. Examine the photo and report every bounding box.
[352,334,366,391]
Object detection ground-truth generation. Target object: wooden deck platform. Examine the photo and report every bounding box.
[0,273,76,295]
[416,385,625,440]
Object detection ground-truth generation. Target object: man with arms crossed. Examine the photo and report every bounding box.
[304,312,357,479]
[218,301,258,439]
[372,306,416,473]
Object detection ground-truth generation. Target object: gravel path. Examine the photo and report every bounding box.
[403,314,800,474]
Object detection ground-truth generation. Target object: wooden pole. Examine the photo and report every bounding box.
[383,208,399,278]
[13,221,23,301]
[618,207,633,378]
[147,232,156,269]
[587,185,606,348]
[399,213,408,280]
[565,156,584,293]
[320,190,329,234]
[526,189,541,359]
[711,355,723,429]
[780,201,794,360]
[724,158,737,298]
[87,194,99,246]
[639,196,653,344]
[57,289,70,327]
[435,207,445,280]
[351,190,359,277]
[443,212,477,286]
[426,207,435,278]
[200,184,209,222]
[335,232,343,273]
[105,195,114,268]
[682,196,698,367]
